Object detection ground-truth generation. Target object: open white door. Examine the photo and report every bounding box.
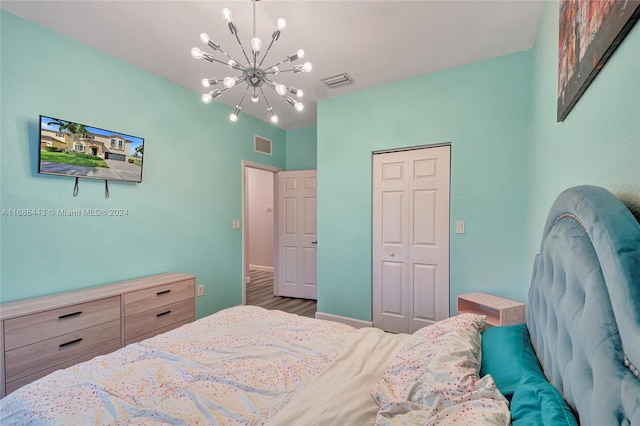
[275,170,317,300]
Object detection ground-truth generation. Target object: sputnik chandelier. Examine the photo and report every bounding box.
[191,0,312,124]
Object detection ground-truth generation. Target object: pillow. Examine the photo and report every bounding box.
[481,324,578,425]
[480,323,543,396]
[372,313,487,406]
[510,374,578,425]
[371,314,510,424]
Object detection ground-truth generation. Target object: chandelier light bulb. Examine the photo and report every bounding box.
[228,59,237,69]
[290,87,303,98]
[276,18,287,31]
[251,37,262,53]
[200,33,220,51]
[202,89,222,104]
[191,47,204,59]
[288,50,304,61]
[251,94,259,103]
[223,77,236,88]
[268,107,279,123]
[230,105,241,122]
[202,78,218,88]
[294,102,304,112]
[303,62,312,72]
[222,8,233,23]
[275,84,287,96]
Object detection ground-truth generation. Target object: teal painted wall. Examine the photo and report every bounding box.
[317,52,533,321]
[527,2,640,270]
[285,126,317,170]
[0,11,286,317]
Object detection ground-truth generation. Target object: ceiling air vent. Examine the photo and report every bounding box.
[254,135,272,155]
[322,73,355,89]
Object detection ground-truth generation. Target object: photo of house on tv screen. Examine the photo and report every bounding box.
[39,115,144,183]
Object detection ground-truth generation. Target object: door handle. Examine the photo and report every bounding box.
[311,241,318,245]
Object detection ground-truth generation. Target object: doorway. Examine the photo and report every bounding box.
[372,145,451,333]
[242,161,279,305]
[242,162,318,317]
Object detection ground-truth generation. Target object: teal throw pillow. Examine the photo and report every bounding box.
[510,373,578,425]
[480,324,542,396]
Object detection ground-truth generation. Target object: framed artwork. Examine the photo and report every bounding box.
[557,0,640,121]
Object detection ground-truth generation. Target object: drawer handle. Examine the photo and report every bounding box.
[58,311,82,319]
[59,338,83,348]
[156,290,172,296]
[157,310,172,317]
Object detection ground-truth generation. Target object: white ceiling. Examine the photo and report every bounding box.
[2,1,545,130]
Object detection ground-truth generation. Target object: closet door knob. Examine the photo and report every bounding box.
[390,252,395,257]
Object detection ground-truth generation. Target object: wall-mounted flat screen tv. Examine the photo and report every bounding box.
[39,115,144,183]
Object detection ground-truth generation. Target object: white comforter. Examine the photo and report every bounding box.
[1,306,356,425]
[1,307,509,425]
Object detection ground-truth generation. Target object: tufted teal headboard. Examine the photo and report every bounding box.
[527,185,640,425]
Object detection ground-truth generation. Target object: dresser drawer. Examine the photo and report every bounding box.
[124,279,194,316]
[124,298,194,342]
[4,319,121,382]
[5,343,121,395]
[124,318,193,346]
[3,296,120,351]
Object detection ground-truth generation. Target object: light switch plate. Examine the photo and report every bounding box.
[232,220,241,230]
[456,221,465,234]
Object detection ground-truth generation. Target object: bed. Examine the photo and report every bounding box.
[1,185,639,425]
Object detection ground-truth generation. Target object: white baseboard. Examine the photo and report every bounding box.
[249,265,274,272]
[315,311,373,329]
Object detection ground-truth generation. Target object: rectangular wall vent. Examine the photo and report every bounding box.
[254,135,272,155]
[322,73,355,89]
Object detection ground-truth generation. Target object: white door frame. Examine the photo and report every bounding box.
[241,160,281,305]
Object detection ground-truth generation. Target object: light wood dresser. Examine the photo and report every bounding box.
[0,273,196,397]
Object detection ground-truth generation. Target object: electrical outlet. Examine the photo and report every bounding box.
[232,220,241,230]
[197,285,204,297]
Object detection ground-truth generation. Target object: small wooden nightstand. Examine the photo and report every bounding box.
[457,292,526,326]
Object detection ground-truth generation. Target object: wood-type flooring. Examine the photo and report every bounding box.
[246,270,317,318]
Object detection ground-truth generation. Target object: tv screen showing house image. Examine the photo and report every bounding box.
[39,115,144,183]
